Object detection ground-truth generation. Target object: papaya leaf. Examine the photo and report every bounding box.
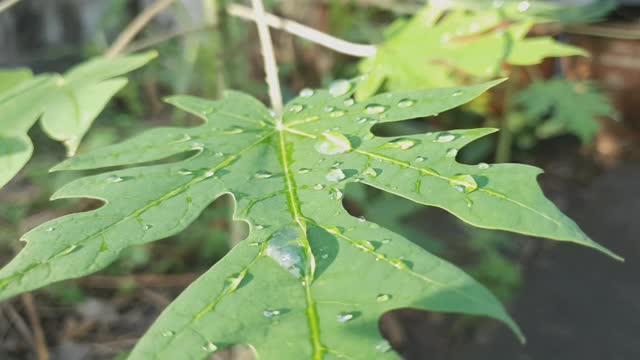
[0,51,156,189]
[0,79,619,359]
[514,79,614,143]
[356,8,586,99]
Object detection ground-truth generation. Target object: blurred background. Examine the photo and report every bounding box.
[0,0,639,359]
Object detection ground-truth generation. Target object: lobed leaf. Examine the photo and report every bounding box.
[0,79,619,359]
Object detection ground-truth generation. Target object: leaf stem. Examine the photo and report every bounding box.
[0,0,21,13]
[228,4,376,58]
[105,0,176,58]
[250,0,284,117]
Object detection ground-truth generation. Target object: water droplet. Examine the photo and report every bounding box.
[46,227,55,232]
[365,104,387,114]
[143,224,152,230]
[329,79,351,97]
[477,162,490,169]
[343,98,355,106]
[205,170,215,177]
[224,126,245,134]
[324,105,336,113]
[452,90,463,97]
[375,340,392,353]
[389,258,409,270]
[355,240,375,251]
[397,98,415,108]
[298,168,311,174]
[435,133,456,143]
[356,117,369,124]
[330,110,345,118]
[214,151,224,157]
[330,188,344,200]
[254,170,273,179]
[289,104,304,113]
[376,294,392,303]
[202,342,218,352]
[266,227,307,278]
[517,0,530,12]
[255,224,264,230]
[178,169,193,175]
[446,148,458,158]
[300,88,314,97]
[224,272,245,291]
[313,184,325,190]
[363,166,378,178]
[449,174,478,194]
[106,175,123,183]
[415,156,425,162]
[326,168,346,182]
[380,138,417,150]
[381,239,391,244]
[325,226,342,235]
[337,312,355,323]
[357,216,366,223]
[315,131,352,155]
[190,142,204,151]
[162,330,175,337]
[263,309,281,318]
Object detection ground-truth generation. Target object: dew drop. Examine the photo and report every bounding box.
[330,188,344,200]
[389,258,409,270]
[178,169,193,175]
[300,88,314,97]
[446,148,458,158]
[376,294,391,303]
[397,98,415,108]
[314,131,352,155]
[415,156,426,162]
[223,272,245,291]
[254,170,273,179]
[449,174,478,194]
[288,104,304,113]
[202,342,218,352]
[324,105,336,113]
[326,168,346,182]
[452,90,463,97]
[435,133,456,143]
[356,117,369,124]
[380,138,417,150]
[329,79,351,97]
[298,168,312,174]
[224,126,245,134]
[357,216,366,223]
[365,104,387,114]
[263,309,281,318]
[330,110,345,118]
[313,184,325,190]
[106,175,123,183]
[46,227,55,232]
[143,224,152,230]
[255,224,264,230]
[355,240,375,251]
[363,166,378,178]
[205,170,215,178]
[190,142,204,151]
[214,151,224,157]
[477,162,490,169]
[337,312,355,323]
[375,340,392,353]
[343,98,355,106]
[162,330,175,337]
[266,227,307,278]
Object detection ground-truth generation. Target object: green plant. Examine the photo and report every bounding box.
[0,51,156,189]
[0,1,622,359]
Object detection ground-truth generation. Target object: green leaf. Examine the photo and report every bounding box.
[356,8,586,99]
[0,51,156,189]
[514,79,614,143]
[0,79,619,359]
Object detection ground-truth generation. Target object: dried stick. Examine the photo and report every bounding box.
[21,293,49,360]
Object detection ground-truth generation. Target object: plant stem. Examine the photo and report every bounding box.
[0,0,21,13]
[228,4,376,58]
[495,80,516,163]
[251,0,284,117]
[105,0,176,58]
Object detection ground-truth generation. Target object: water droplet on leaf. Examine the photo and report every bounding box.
[202,342,218,352]
[376,294,391,303]
[397,98,415,108]
[300,88,314,97]
[326,168,346,182]
[162,330,175,337]
[435,133,456,143]
[375,340,392,353]
[446,148,458,158]
[330,110,345,118]
[449,174,478,194]
[263,309,281,318]
[380,138,417,150]
[329,79,351,97]
[106,175,123,183]
[224,126,245,134]
[365,104,387,114]
[178,169,193,175]
[477,162,490,169]
[337,312,355,323]
[298,168,311,174]
[315,131,352,155]
[343,98,355,106]
[289,104,304,113]
[254,170,273,179]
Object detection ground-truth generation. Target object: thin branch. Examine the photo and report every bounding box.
[251,0,284,117]
[0,0,21,13]
[21,293,49,360]
[105,0,176,58]
[0,303,35,347]
[123,25,218,54]
[228,4,376,58]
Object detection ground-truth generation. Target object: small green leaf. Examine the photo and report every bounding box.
[0,80,620,359]
[356,8,585,99]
